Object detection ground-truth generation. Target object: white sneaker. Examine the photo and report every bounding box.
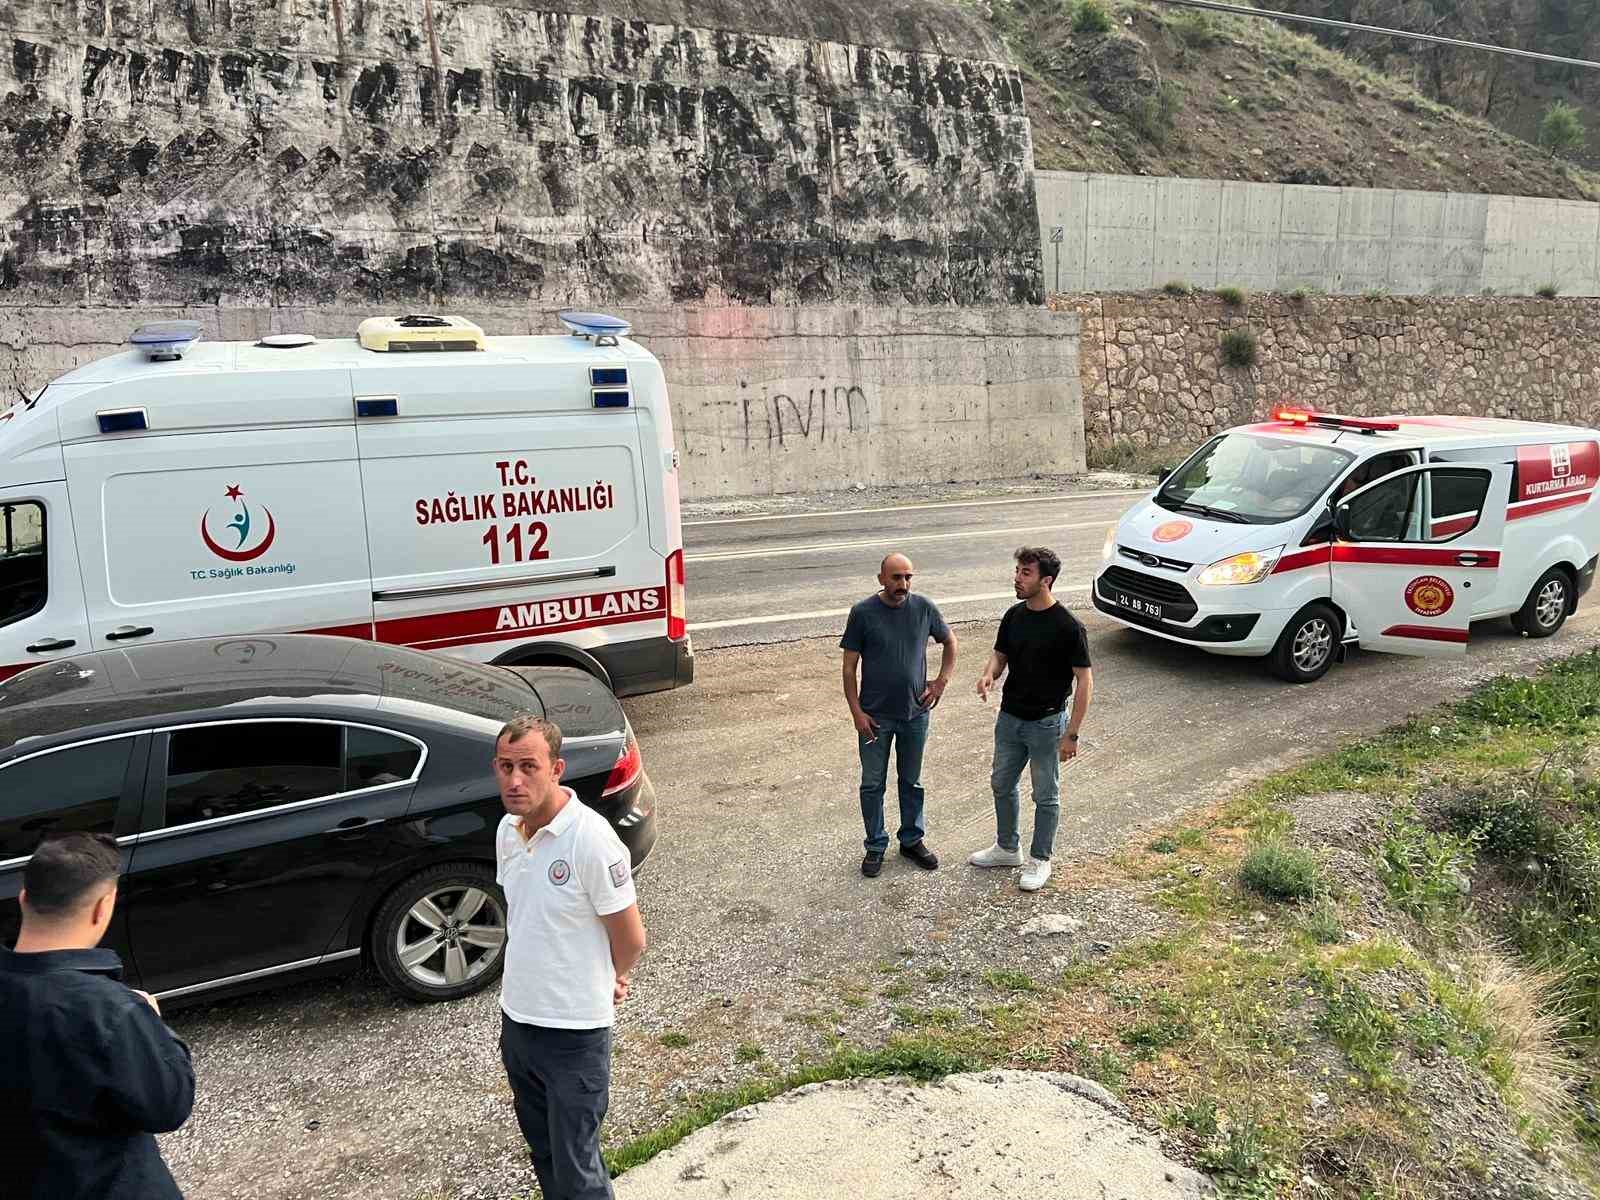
[1019,857,1052,892]
[968,843,1024,868]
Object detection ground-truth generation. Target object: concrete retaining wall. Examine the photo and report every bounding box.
[1,303,1084,499]
[1038,171,1600,297]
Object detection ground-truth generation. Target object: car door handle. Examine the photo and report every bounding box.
[25,637,76,653]
[105,625,155,641]
[1455,553,1487,566]
[331,816,386,832]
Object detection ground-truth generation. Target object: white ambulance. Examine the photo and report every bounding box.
[1093,407,1600,682]
[0,313,692,694]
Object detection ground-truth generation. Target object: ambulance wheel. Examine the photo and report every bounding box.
[371,863,508,1002]
[1269,604,1340,684]
[1512,567,1571,639]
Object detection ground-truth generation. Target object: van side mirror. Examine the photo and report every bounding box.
[1157,467,1173,484]
[1332,502,1353,542]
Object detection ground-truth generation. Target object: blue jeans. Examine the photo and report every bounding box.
[858,711,930,854]
[990,709,1066,861]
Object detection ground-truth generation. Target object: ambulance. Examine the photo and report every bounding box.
[0,312,693,694]
[1093,407,1600,682]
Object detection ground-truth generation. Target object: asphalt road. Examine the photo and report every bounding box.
[160,484,1600,1200]
[683,488,1144,648]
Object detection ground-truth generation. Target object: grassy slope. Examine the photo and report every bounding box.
[609,652,1600,1198]
[982,0,1600,202]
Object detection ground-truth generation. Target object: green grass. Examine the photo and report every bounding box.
[1240,839,1320,901]
[1375,806,1480,923]
[1086,439,1194,476]
[1216,285,1247,306]
[734,1042,766,1064]
[1073,0,1113,35]
[1161,279,1191,295]
[1220,327,1258,368]
[1314,969,1401,1093]
[657,1031,692,1048]
[603,1038,978,1176]
[983,969,1039,994]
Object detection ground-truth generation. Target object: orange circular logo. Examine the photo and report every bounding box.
[1404,575,1454,618]
[1152,519,1193,543]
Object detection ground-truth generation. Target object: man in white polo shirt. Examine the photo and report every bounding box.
[494,715,646,1200]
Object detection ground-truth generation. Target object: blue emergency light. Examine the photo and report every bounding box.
[558,311,632,347]
[592,389,631,408]
[591,367,629,387]
[128,320,202,361]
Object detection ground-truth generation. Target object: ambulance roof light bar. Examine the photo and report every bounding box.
[1271,407,1400,434]
[129,320,203,362]
[557,311,631,347]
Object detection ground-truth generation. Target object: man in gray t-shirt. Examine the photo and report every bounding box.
[841,552,958,877]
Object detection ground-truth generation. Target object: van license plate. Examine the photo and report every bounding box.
[1115,591,1162,620]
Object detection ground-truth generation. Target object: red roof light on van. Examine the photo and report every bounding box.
[1269,407,1399,433]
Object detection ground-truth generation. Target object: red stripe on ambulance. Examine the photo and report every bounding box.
[1381,624,1470,644]
[375,587,665,652]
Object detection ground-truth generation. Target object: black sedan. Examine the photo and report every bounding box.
[0,635,656,1004]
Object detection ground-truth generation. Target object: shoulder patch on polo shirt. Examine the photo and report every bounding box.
[608,859,630,889]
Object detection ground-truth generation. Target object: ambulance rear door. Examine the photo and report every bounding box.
[352,357,663,663]
[1330,463,1508,656]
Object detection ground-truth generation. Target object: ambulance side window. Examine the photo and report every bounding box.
[1345,470,1489,543]
[0,502,46,629]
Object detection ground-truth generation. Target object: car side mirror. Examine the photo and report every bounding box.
[1156,467,1173,483]
[1332,502,1353,542]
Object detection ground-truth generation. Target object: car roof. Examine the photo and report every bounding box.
[1236,414,1595,451]
[0,636,545,758]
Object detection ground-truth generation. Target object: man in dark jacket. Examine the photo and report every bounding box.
[1,832,195,1199]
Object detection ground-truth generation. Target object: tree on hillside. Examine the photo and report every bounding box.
[1540,98,1587,154]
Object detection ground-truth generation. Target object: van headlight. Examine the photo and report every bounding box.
[1101,527,1118,562]
[1196,546,1284,586]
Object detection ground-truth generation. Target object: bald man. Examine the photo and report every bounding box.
[841,553,957,877]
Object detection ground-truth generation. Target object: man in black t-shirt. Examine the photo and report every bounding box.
[970,546,1094,892]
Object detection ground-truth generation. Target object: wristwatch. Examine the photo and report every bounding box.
[1065,732,1079,742]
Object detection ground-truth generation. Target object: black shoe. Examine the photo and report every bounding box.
[861,850,885,877]
[900,840,939,870]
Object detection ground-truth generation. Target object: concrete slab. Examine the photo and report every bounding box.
[1036,171,1089,294]
[613,1072,1216,1199]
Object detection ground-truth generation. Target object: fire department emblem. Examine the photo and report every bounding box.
[1404,575,1454,618]
[548,859,571,886]
[201,484,277,562]
[1152,519,1193,543]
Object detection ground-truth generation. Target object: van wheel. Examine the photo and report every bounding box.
[1512,568,1571,639]
[371,863,507,1002]
[1269,604,1340,684]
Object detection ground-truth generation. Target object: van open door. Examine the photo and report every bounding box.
[1330,463,1509,656]
[0,485,92,683]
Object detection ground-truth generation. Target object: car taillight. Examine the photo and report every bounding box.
[666,548,686,641]
[602,736,642,797]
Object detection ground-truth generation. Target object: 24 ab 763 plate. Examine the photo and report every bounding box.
[1114,591,1162,621]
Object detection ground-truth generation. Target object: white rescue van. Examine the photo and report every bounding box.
[0,313,693,694]
[1094,407,1600,682]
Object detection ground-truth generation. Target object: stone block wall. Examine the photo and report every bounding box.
[1061,293,1600,455]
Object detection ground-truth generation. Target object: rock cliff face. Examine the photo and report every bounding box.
[0,0,1042,308]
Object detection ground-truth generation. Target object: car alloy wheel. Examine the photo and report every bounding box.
[1535,577,1567,631]
[393,883,507,989]
[1292,617,1333,674]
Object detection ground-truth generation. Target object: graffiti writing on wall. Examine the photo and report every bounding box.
[723,385,871,445]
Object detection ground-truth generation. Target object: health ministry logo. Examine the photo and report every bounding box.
[201,484,278,562]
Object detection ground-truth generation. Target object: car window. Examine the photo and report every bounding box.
[164,722,343,828]
[1345,470,1489,543]
[0,738,132,860]
[346,726,422,790]
[1157,434,1354,523]
[0,502,46,629]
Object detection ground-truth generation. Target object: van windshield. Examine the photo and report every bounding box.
[1156,434,1355,524]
